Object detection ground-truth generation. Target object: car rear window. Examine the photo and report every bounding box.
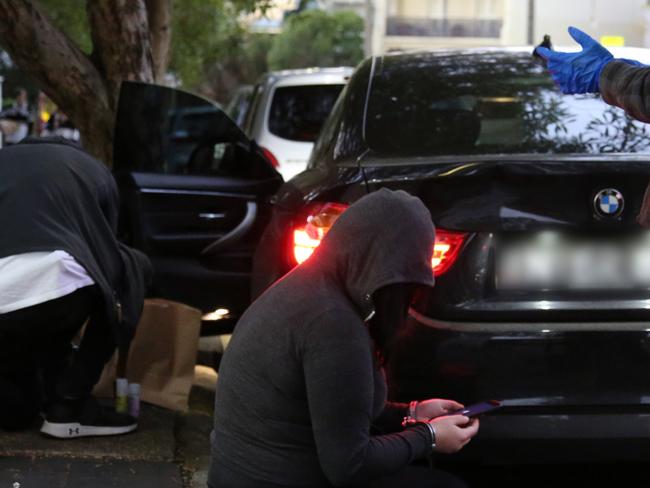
[268,85,345,142]
[365,51,650,157]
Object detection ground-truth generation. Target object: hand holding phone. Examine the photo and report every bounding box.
[429,415,480,454]
[452,399,501,418]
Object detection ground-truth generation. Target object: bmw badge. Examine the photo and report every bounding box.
[594,188,624,218]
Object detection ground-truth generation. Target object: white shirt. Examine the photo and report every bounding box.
[0,251,95,314]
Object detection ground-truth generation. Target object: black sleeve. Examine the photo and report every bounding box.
[98,174,120,234]
[600,61,650,123]
[302,309,431,487]
[78,149,120,233]
[372,401,409,434]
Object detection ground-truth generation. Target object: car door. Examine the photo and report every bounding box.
[113,81,283,317]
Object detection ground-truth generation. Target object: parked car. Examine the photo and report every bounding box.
[226,85,253,128]
[113,82,283,318]
[240,67,353,181]
[115,46,650,464]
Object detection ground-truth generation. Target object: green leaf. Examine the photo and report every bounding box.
[268,10,364,71]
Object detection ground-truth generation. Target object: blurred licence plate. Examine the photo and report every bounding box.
[496,234,650,290]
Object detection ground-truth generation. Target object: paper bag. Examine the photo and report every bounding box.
[93,298,202,412]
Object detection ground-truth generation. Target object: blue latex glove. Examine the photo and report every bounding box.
[535,26,613,94]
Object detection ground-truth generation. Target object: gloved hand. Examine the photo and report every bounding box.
[535,26,613,94]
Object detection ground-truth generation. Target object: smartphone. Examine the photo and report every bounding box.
[453,400,501,418]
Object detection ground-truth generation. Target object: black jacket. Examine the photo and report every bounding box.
[210,189,436,487]
[0,138,151,345]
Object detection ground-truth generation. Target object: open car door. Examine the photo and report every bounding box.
[113,81,283,319]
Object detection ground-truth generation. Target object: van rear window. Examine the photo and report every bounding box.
[269,85,344,142]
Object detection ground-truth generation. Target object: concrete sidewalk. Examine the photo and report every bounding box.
[0,366,217,488]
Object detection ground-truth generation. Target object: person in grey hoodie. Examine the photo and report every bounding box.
[209,188,479,487]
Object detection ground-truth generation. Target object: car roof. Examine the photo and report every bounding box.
[233,84,253,94]
[260,66,354,88]
[381,46,650,64]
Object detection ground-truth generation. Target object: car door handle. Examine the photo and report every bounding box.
[198,212,226,221]
[201,201,257,256]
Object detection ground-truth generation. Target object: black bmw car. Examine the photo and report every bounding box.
[115,47,650,463]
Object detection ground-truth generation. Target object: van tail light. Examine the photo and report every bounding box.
[260,146,280,168]
[432,229,467,277]
[291,202,467,277]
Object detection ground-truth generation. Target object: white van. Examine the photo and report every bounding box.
[239,67,353,181]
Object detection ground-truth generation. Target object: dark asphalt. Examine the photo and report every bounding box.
[0,458,183,488]
[0,365,219,488]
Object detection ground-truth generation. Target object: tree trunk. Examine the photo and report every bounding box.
[146,0,172,82]
[87,0,155,108]
[0,0,158,166]
[0,0,114,163]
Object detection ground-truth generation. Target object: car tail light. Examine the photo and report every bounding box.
[432,229,467,277]
[291,202,467,276]
[292,202,349,265]
[260,146,279,168]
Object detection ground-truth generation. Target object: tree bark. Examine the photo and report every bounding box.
[145,0,172,82]
[0,0,114,163]
[87,0,155,108]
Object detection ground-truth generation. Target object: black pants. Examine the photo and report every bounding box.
[0,285,115,430]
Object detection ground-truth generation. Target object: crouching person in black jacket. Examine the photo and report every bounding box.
[0,137,152,438]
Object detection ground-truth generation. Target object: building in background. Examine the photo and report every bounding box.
[246,0,650,56]
[366,0,650,55]
[321,0,366,16]
[247,0,299,33]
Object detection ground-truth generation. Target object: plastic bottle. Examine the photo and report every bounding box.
[115,378,128,413]
[128,383,141,418]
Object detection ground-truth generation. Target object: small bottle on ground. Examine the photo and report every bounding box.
[115,378,128,413]
[128,383,141,418]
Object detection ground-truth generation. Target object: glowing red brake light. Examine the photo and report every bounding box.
[292,202,348,265]
[260,146,279,168]
[291,202,467,275]
[432,229,467,277]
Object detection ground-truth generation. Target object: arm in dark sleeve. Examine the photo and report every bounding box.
[302,309,431,487]
[600,61,650,123]
[116,244,152,342]
[74,147,121,233]
[372,401,408,434]
[98,175,120,234]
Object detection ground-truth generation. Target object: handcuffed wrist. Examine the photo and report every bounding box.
[424,422,437,452]
[408,400,418,419]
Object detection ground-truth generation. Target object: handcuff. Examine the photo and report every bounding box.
[401,400,436,451]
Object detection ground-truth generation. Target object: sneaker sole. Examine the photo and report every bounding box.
[40,420,137,439]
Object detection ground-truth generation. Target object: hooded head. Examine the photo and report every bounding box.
[310,188,435,319]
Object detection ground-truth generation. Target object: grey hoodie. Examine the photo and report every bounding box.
[209,189,436,487]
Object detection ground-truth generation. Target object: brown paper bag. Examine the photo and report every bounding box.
[93,298,202,412]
